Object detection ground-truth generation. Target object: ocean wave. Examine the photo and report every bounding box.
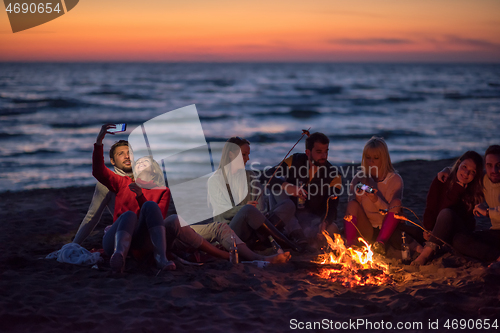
[288,109,321,118]
[444,91,500,100]
[329,130,426,141]
[0,132,25,139]
[50,121,144,129]
[50,122,103,129]
[187,79,235,87]
[9,97,88,109]
[7,149,61,157]
[0,160,92,169]
[350,84,376,90]
[0,106,38,116]
[205,131,302,143]
[294,85,342,95]
[207,129,426,144]
[88,90,154,101]
[368,129,427,139]
[254,106,322,118]
[349,96,425,106]
[385,96,426,103]
[199,114,233,121]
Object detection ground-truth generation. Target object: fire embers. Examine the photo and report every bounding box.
[313,231,392,288]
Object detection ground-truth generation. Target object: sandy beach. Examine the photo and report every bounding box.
[1,158,499,333]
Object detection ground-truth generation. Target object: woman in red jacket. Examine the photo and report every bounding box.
[93,124,174,273]
[413,151,484,265]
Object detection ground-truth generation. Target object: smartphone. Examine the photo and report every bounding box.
[108,123,127,133]
[356,182,375,193]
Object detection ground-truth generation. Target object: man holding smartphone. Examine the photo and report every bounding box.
[73,123,152,245]
[72,138,133,245]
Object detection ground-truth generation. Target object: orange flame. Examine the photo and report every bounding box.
[313,231,391,288]
[344,215,353,222]
[394,214,412,223]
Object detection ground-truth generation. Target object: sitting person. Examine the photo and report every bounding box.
[261,132,342,242]
[344,136,404,255]
[207,137,300,252]
[413,150,484,265]
[438,145,500,263]
[165,214,291,263]
[72,139,134,246]
[93,124,175,273]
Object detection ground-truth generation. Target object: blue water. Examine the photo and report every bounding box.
[0,63,499,192]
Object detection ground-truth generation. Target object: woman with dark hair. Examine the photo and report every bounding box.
[207,136,300,252]
[452,145,500,265]
[413,150,484,265]
[93,124,174,273]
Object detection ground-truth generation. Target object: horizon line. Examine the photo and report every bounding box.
[1,60,499,64]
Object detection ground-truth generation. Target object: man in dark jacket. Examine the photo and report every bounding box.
[262,132,342,241]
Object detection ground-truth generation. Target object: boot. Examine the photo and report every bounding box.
[289,229,316,253]
[374,212,399,255]
[257,220,301,252]
[344,215,358,247]
[149,226,176,271]
[110,230,132,273]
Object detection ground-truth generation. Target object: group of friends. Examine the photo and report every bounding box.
[71,123,500,273]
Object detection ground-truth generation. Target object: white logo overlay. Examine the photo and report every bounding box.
[127,104,248,226]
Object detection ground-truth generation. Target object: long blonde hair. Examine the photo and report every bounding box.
[361,136,395,180]
[133,156,165,188]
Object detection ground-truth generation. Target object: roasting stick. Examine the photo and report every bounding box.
[255,128,311,203]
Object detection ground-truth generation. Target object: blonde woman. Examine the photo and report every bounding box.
[344,137,403,254]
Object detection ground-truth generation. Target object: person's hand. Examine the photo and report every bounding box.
[129,182,143,198]
[473,203,489,217]
[355,186,378,203]
[366,189,378,203]
[246,200,258,208]
[354,189,363,204]
[283,183,307,199]
[423,231,431,241]
[437,167,451,183]
[96,124,116,145]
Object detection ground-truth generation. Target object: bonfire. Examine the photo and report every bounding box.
[313,231,392,288]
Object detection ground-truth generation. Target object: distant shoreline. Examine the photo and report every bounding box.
[1,61,500,65]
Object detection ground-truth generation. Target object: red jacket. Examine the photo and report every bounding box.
[92,144,170,222]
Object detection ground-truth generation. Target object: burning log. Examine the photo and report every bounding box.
[311,231,392,288]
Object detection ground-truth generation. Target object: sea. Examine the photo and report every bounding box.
[0,63,499,192]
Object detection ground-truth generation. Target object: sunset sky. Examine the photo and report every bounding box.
[1,0,499,62]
